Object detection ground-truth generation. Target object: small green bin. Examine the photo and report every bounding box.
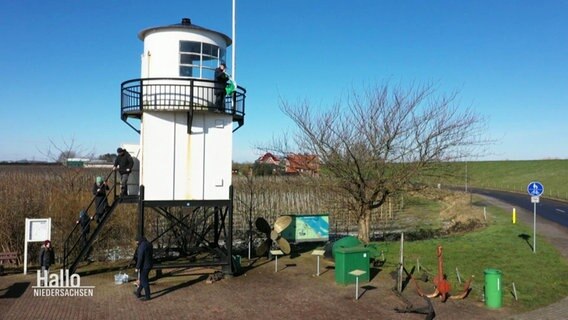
[484,268,503,309]
[334,246,370,285]
[332,236,361,259]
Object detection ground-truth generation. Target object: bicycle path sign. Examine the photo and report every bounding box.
[527,181,543,253]
[527,181,544,197]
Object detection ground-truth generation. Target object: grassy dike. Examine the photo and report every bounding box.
[445,159,568,200]
[379,197,568,312]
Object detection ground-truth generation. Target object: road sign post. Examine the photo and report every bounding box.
[527,182,544,253]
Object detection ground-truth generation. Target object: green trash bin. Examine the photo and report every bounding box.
[334,246,370,285]
[484,268,503,309]
[332,236,361,260]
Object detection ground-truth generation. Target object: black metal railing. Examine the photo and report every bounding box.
[120,77,246,133]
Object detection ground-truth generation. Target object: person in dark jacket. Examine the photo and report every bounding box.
[76,210,90,243]
[75,210,93,261]
[92,176,109,223]
[134,236,153,301]
[39,240,55,283]
[113,148,134,196]
[214,63,229,112]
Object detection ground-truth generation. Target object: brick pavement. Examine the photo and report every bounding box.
[0,253,508,320]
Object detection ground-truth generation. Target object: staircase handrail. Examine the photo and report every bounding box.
[63,169,116,268]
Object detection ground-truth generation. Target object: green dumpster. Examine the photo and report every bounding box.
[484,268,503,309]
[334,246,370,285]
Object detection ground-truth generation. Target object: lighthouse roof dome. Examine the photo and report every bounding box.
[138,18,231,45]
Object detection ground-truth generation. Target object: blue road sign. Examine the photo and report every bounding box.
[527,181,544,197]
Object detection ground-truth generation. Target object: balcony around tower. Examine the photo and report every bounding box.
[120,77,245,133]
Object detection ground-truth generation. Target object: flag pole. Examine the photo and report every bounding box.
[231,0,236,82]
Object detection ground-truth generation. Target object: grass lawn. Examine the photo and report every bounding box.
[378,197,568,312]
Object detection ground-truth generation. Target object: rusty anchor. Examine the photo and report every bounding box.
[413,245,473,302]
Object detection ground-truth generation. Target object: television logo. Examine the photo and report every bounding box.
[33,269,94,297]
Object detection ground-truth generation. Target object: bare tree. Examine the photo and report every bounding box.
[40,137,95,163]
[277,82,487,243]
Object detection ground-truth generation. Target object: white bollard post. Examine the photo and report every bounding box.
[355,276,359,300]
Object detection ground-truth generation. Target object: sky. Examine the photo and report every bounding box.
[1,0,567,163]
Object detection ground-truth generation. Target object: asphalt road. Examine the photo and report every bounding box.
[469,187,568,228]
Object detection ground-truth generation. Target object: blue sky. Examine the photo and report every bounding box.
[1,0,566,162]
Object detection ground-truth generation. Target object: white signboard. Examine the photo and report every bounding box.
[28,219,50,242]
[24,218,52,274]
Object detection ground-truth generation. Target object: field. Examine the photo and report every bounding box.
[0,165,475,261]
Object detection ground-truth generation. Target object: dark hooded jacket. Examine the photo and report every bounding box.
[39,243,55,268]
[78,210,90,234]
[135,237,153,270]
[114,150,134,175]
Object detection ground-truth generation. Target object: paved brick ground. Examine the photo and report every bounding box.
[0,253,511,320]
[0,195,566,320]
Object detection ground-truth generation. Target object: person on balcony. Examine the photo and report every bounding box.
[92,176,109,223]
[113,148,134,197]
[214,62,229,112]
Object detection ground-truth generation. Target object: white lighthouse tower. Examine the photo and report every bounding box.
[121,18,245,202]
[63,18,245,276]
[119,18,245,274]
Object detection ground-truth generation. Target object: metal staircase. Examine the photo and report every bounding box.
[63,173,236,275]
[63,171,122,274]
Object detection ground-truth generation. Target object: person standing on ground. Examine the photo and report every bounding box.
[214,62,229,112]
[113,148,134,196]
[92,176,109,222]
[39,240,55,283]
[134,236,153,301]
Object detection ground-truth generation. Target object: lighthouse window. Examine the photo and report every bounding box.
[202,43,218,57]
[180,54,200,65]
[202,69,215,79]
[180,66,199,77]
[179,40,224,80]
[180,41,200,53]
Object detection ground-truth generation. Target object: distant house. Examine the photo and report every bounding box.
[64,158,114,169]
[254,152,282,175]
[256,153,281,166]
[84,159,114,169]
[65,158,91,168]
[255,152,320,176]
[283,154,320,176]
